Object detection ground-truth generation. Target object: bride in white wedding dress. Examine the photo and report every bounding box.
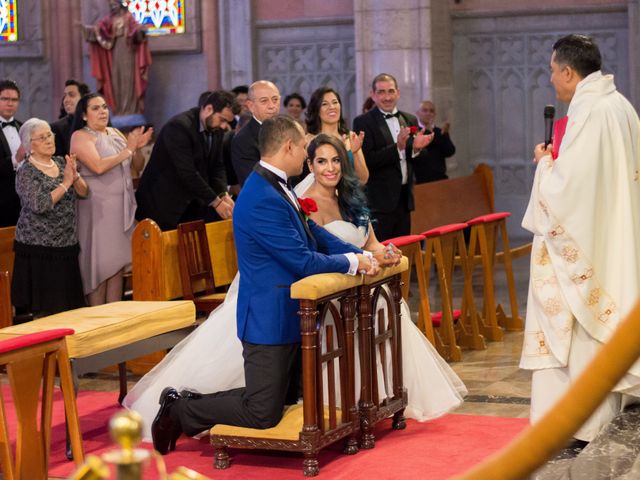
[124,134,467,440]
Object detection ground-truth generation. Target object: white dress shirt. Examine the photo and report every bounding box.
[379,107,408,184]
[1,116,21,169]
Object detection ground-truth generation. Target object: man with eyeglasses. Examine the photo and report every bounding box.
[0,79,23,227]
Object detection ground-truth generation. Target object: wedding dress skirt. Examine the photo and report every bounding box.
[124,220,467,440]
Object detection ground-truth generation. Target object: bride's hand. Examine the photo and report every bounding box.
[373,243,402,266]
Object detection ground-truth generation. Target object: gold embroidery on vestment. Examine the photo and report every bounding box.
[561,245,578,263]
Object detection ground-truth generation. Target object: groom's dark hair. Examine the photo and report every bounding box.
[259,114,304,157]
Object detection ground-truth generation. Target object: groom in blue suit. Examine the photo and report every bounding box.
[152,115,379,453]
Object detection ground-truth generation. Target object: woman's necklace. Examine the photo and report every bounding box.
[29,156,56,168]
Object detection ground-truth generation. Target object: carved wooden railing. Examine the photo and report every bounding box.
[210,258,408,476]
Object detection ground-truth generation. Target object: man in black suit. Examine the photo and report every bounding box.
[0,79,23,227]
[352,73,433,240]
[413,100,456,184]
[135,90,237,230]
[50,79,89,157]
[231,80,281,186]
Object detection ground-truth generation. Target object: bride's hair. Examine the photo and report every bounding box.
[307,134,370,228]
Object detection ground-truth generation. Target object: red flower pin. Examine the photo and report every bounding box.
[409,126,418,135]
[298,197,318,219]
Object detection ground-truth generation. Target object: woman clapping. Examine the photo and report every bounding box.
[70,93,152,306]
[12,119,89,318]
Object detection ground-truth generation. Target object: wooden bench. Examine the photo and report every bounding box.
[0,301,196,403]
[411,164,528,340]
[129,218,237,373]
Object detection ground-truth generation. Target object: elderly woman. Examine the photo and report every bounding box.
[70,93,152,305]
[11,118,89,318]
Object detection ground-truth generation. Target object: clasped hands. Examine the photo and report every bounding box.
[212,193,234,219]
[356,243,402,276]
[397,127,435,153]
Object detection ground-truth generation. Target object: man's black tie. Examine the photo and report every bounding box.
[203,131,213,154]
[1,120,17,129]
[384,112,400,119]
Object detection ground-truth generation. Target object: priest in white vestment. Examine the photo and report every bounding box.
[520,34,640,442]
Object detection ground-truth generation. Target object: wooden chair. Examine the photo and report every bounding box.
[421,223,486,362]
[467,212,524,333]
[0,328,84,479]
[381,235,434,345]
[0,271,11,328]
[176,220,226,315]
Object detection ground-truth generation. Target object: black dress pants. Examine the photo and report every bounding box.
[170,341,301,436]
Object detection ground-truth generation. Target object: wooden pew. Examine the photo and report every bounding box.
[129,218,237,373]
[132,218,237,302]
[0,226,15,281]
[410,164,528,342]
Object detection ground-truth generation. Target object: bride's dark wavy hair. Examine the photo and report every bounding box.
[306,134,369,228]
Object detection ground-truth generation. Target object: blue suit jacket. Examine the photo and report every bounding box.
[233,170,362,344]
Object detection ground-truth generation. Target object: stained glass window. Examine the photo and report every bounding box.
[128,0,185,36]
[0,0,18,42]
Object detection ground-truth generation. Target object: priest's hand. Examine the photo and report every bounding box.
[533,142,553,163]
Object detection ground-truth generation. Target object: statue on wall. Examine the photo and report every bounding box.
[83,0,151,116]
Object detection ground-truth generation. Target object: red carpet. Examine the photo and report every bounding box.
[2,389,527,479]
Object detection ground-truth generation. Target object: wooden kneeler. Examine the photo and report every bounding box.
[357,260,409,449]
[0,329,84,480]
[381,235,434,345]
[421,223,486,362]
[467,212,524,333]
[210,274,362,477]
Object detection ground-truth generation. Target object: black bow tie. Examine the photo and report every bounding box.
[1,120,17,129]
[383,112,400,119]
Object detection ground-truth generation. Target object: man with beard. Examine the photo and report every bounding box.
[50,79,90,156]
[135,90,237,230]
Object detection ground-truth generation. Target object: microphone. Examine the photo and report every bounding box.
[544,105,555,148]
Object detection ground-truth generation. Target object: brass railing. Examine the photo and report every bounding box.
[455,300,640,479]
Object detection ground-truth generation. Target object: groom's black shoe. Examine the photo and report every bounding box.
[151,387,182,455]
[179,389,203,400]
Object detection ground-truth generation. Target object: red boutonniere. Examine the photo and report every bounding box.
[409,126,418,135]
[298,197,318,220]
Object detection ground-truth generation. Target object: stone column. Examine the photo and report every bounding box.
[202,0,221,89]
[218,0,254,89]
[47,0,84,118]
[353,0,433,113]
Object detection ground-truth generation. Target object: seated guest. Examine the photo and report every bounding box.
[413,100,456,184]
[71,93,152,306]
[0,79,23,227]
[231,80,281,186]
[50,79,90,157]
[135,90,236,230]
[303,86,368,184]
[11,119,89,318]
[283,92,307,131]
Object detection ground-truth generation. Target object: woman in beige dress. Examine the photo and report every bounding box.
[70,93,152,305]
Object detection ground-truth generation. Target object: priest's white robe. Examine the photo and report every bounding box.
[520,71,640,441]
